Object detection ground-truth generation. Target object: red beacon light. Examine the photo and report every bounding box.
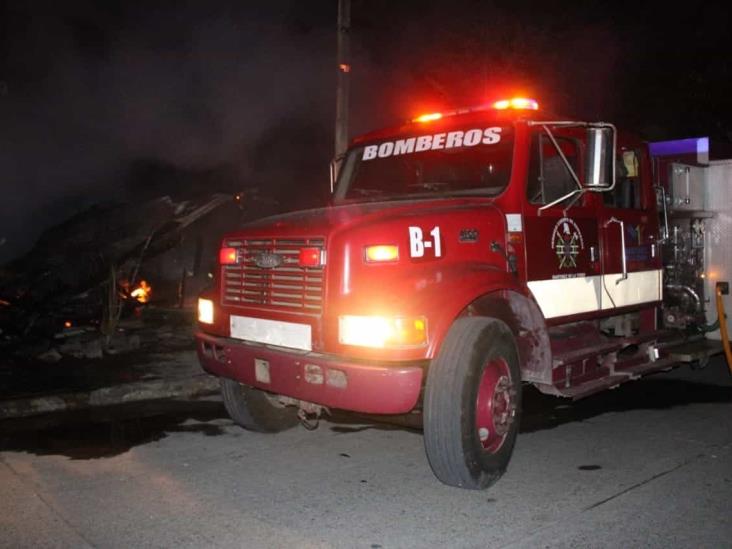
[492,97,539,111]
[219,247,238,265]
[299,247,323,267]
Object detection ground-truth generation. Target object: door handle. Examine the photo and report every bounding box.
[603,217,627,284]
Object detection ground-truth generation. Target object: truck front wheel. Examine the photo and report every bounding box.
[423,317,521,489]
[220,379,299,433]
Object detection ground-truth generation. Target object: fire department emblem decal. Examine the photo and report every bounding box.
[551,217,584,269]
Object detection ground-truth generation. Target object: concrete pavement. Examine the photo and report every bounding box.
[1,357,730,548]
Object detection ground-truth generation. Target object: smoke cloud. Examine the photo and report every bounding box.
[0,1,335,262]
[2,0,729,263]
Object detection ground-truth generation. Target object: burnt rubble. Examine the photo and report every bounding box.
[0,191,271,361]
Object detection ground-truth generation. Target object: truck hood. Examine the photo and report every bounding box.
[231,197,498,238]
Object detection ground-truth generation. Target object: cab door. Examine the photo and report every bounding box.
[597,147,662,311]
[523,130,603,321]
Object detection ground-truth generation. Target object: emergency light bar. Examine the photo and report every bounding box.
[492,97,539,111]
[413,112,444,123]
[412,97,539,123]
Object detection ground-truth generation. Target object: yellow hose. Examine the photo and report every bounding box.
[716,284,732,375]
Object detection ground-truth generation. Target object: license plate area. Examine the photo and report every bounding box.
[229,315,312,351]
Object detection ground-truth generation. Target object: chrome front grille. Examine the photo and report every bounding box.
[222,237,325,314]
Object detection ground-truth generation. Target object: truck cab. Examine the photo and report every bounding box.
[196,98,724,489]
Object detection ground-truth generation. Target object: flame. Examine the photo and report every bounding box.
[130,280,151,303]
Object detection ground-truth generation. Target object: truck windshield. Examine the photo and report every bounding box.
[334,126,513,202]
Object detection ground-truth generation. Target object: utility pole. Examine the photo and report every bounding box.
[335,0,351,160]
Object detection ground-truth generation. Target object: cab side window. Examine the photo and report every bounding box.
[603,149,642,209]
[527,134,580,205]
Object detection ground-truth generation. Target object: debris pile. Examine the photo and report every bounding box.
[0,191,268,361]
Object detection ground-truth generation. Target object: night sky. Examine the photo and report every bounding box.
[1,0,731,263]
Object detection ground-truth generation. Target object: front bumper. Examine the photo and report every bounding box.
[196,332,424,414]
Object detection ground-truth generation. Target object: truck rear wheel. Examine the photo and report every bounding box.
[423,317,521,489]
[220,378,299,433]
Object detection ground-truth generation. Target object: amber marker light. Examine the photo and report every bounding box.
[364,244,399,263]
[412,112,443,123]
[198,298,214,324]
[492,97,539,111]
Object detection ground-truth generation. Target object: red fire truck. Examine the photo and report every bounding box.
[195,98,729,489]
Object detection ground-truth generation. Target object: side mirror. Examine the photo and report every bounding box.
[585,126,615,189]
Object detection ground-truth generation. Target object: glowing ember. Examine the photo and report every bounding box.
[130,280,151,303]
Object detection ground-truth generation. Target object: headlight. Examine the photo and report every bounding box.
[338,315,427,348]
[198,298,214,324]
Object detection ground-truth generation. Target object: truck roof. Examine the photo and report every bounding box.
[351,102,644,150]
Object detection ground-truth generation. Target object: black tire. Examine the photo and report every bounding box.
[423,316,522,489]
[220,378,299,433]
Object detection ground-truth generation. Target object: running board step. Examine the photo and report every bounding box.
[551,331,672,368]
[537,358,679,400]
